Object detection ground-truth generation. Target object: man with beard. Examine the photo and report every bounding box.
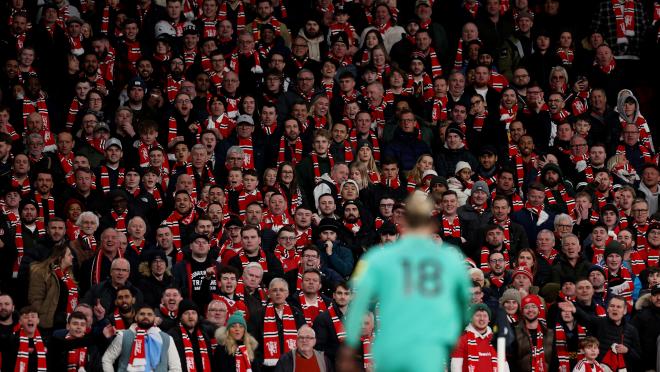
[13,199,45,295]
[485,250,512,300]
[298,18,326,62]
[80,52,109,94]
[574,143,608,188]
[27,217,67,272]
[509,294,553,371]
[0,294,16,336]
[540,163,575,215]
[312,281,351,364]
[316,194,340,221]
[163,191,198,250]
[273,118,305,168]
[173,233,218,308]
[478,224,510,274]
[156,287,183,332]
[168,300,213,372]
[102,304,181,371]
[164,57,186,104]
[342,200,376,260]
[108,287,137,330]
[247,0,292,47]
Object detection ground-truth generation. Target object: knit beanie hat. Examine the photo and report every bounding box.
[227,311,247,329]
[499,288,522,307]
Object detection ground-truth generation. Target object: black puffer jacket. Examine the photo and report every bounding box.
[631,294,660,371]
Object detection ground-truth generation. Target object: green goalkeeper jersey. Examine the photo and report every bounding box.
[344,234,472,367]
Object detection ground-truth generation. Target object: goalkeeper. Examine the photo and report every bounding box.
[338,191,472,372]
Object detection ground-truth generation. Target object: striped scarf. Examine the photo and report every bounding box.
[238,137,254,169]
[13,222,45,277]
[528,324,546,372]
[328,305,346,341]
[235,344,252,372]
[16,328,47,372]
[431,96,448,122]
[454,38,464,70]
[544,184,575,214]
[312,152,333,180]
[616,143,654,164]
[480,247,509,273]
[466,330,497,372]
[219,1,246,31]
[113,309,127,330]
[278,136,302,166]
[556,48,574,65]
[180,325,211,372]
[54,265,78,317]
[612,0,636,43]
[66,97,82,129]
[229,50,261,75]
[166,75,184,103]
[274,245,299,273]
[127,327,146,369]
[263,303,297,366]
[630,245,660,276]
[22,95,50,129]
[298,292,327,325]
[111,210,128,234]
[555,322,587,370]
[349,129,380,161]
[34,193,55,220]
[441,216,461,238]
[66,335,87,371]
[164,209,197,249]
[237,189,262,219]
[361,335,373,370]
[99,166,124,194]
[238,249,268,273]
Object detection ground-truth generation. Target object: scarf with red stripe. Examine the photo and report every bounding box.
[616,143,654,164]
[464,1,480,18]
[127,327,147,369]
[544,185,575,214]
[111,210,128,234]
[263,303,297,366]
[298,292,328,326]
[441,216,461,238]
[381,175,401,190]
[551,109,571,124]
[238,188,262,218]
[274,245,299,272]
[312,152,334,180]
[454,38,464,70]
[165,75,184,103]
[113,309,127,330]
[66,334,87,371]
[208,114,234,139]
[13,222,45,277]
[100,5,110,34]
[631,245,660,275]
[500,103,519,126]
[525,201,544,218]
[612,0,636,43]
[250,17,282,41]
[235,344,252,372]
[604,266,634,312]
[405,73,434,101]
[349,129,380,161]
[66,97,82,130]
[528,323,546,372]
[264,212,292,232]
[361,335,373,370]
[16,328,47,372]
[619,115,652,149]
[165,208,197,248]
[597,58,616,74]
[34,193,55,220]
[22,95,50,129]
[54,265,78,317]
[555,322,587,370]
[472,110,488,132]
[238,249,268,272]
[431,96,448,122]
[328,305,346,341]
[99,166,125,194]
[229,50,261,75]
[180,325,211,372]
[219,1,246,30]
[238,137,255,169]
[81,234,96,252]
[557,48,574,65]
[295,227,312,251]
[127,238,145,255]
[493,217,514,249]
[368,101,388,136]
[159,304,177,320]
[466,329,497,372]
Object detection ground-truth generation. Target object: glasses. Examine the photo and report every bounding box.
[208,308,227,313]
[298,336,315,340]
[489,258,505,264]
[632,209,648,213]
[401,118,415,123]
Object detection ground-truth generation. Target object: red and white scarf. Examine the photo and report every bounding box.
[263,303,297,365]
[298,292,328,325]
[180,325,211,372]
[16,328,47,372]
[528,324,546,372]
[13,223,45,277]
[113,309,127,330]
[164,208,197,248]
[349,129,380,161]
[219,1,246,30]
[238,137,254,169]
[127,327,147,369]
[312,152,334,180]
[54,265,78,317]
[34,193,55,220]
[66,334,87,372]
[612,0,636,43]
[442,216,461,238]
[545,185,575,214]
[278,136,303,166]
[111,209,128,234]
[328,305,346,341]
[466,330,497,372]
[555,322,587,370]
[99,166,125,194]
[238,249,268,273]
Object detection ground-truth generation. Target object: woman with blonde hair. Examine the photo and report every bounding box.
[353,142,381,183]
[28,245,78,330]
[306,95,332,131]
[214,311,260,370]
[349,162,372,190]
[406,153,434,192]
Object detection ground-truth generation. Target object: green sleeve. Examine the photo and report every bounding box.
[343,257,377,348]
[453,249,473,329]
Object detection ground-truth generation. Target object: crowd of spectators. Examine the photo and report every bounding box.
[2,0,660,370]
